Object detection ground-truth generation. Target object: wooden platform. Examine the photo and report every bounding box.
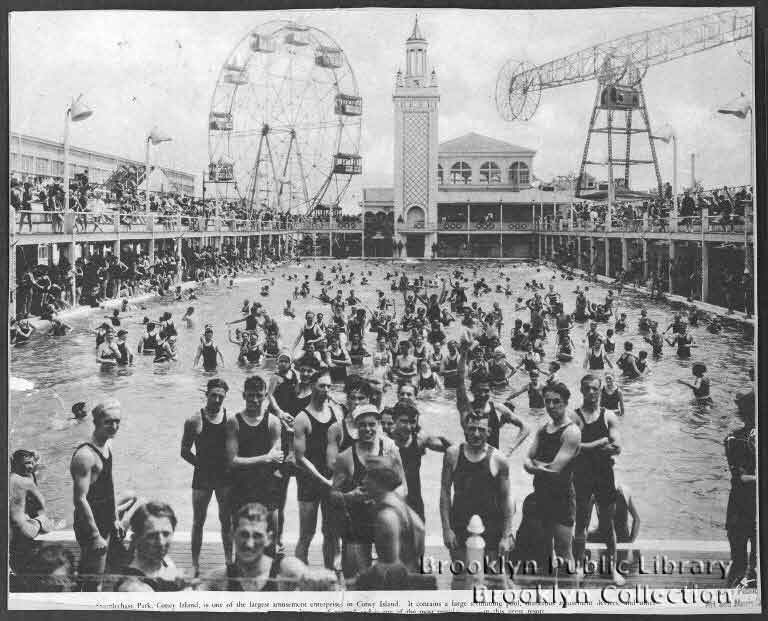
[32,531,738,591]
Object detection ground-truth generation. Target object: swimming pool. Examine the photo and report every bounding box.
[9,259,755,541]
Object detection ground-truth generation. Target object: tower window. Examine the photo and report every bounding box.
[480,161,501,184]
[449,161,472,185]
[509,162,530,186]
[437,164,444,184]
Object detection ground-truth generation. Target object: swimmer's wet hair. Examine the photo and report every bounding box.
[244,375,267,392]
[544,382,571,403]
[92,399,120,421]
[207,378,230,393]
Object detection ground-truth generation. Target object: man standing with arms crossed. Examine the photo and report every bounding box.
[70,399,124,591]
[524,382,581,581]
[571,374,623,585]
[180,378,233,577]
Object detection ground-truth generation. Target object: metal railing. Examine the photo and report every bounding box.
[12,210,365,236]
[534,207,753,236]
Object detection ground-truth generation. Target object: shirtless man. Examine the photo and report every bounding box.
[180,378,233,576]
[9,450,57,574]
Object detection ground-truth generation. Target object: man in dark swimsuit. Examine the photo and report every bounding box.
[225,376,284,538]
[724,392,756,587]
[440,408,512,572]
[293,369,340,569]
[390,400,450,521]
[523,382,581,580]
[70,399,124,590]
[193,327,224,372]
[570,374,624,585]
[457,347,529,454]
[180,378,233,577]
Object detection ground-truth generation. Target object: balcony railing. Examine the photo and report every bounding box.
[534,207,753,236]
[12,210,364,237]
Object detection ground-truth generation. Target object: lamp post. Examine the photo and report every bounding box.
[717,92,753,273]
[653,124,677,231]
[63,94,93,306]
[145,127,173,214]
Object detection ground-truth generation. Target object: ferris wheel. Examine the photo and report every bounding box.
[208,20,362,216]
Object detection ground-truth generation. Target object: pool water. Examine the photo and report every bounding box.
[9,259,755,541]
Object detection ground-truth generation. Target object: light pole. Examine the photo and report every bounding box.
[145,127,173,214]
[63,94,93,305]
[718,92,753,273]
[653,124,677,230]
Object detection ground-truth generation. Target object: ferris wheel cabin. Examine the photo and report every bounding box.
[223,70,248,85]
[335,93,362,116]
[224,56,246,72]
[333,153,362,175]
[315,46,344,69]
[250,34,276,53]
[209,112,234,132]
[284,24,310,46]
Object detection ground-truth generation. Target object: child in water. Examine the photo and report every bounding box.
[678,362,711,400]
[182,307,195,329]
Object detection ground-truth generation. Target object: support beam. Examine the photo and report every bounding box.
[604,237,610,277]
[701,241,709,303]
[668,240,675,295]
[577,236,582,269]
[589,241,595,274]
[67,241,76,305]
[621,238,628,272]
[642,239,648,281]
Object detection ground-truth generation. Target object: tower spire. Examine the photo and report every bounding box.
[408,15,425,41]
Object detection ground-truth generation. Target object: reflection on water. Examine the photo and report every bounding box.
[10,261,754,540]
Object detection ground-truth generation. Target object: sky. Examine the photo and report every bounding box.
[9,7,755,208]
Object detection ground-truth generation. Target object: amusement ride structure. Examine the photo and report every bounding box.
[208,21,362,218]
[495,9,752,208]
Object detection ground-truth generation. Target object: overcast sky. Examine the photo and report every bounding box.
[10,7,754,206]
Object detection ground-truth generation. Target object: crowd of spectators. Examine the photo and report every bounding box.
[543,184,753,233]
[11,171,361,235]
[12,241,281,320]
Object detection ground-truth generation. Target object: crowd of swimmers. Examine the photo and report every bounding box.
[9,258,756,592]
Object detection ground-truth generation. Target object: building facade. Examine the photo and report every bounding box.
[363,18,559,259]
[9,132,195,195]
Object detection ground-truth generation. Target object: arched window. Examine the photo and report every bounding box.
[480,161,501,184]
[450,161,472,185]
[508,162,530,186]
[437,164,444,184]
